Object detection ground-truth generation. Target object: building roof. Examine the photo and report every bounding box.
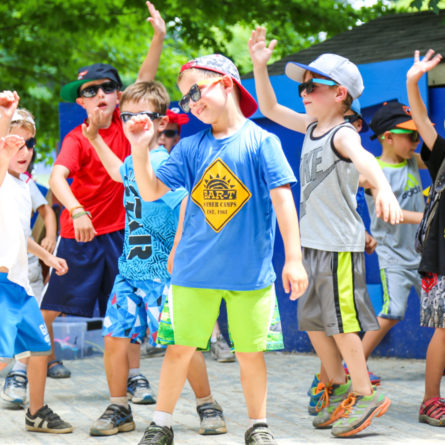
[244,10,445,78]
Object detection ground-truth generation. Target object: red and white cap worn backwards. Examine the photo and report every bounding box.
[180,54,258,118]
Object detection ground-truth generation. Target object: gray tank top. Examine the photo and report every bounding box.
[299,121,365,252]
[365,157,425,269]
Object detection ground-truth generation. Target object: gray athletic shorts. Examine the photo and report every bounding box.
[298,248,379,336]
[379,268,421,320]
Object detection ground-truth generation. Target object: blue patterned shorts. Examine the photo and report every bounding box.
[420,273,445,328]
[102,274,169,345]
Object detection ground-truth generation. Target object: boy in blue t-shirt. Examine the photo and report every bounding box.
[82,81,227,437]
[130,54,308,445]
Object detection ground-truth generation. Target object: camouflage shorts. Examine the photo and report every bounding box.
[420,273,445,328]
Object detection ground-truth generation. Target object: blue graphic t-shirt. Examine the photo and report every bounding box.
[156,119,297,291]
[118,147,187,281]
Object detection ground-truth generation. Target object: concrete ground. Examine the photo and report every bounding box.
[0,351,444,444]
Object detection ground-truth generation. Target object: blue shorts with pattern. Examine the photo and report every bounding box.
[0,273,51,361]
[102,274,169,345]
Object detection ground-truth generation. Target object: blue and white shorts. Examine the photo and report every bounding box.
[102,274,169,345]
[0,273,51,361]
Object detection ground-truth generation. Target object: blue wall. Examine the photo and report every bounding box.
[59,59,442,358]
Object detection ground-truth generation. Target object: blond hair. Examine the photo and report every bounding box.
[120,81,170,115]
[9,108,36,136]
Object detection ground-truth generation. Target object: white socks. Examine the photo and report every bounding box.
[110,396,128,409]
[128,368,140,378]
[196,394,215,407]
[153,411,173,428]
[12,361,27,373]
[248,418,267,428]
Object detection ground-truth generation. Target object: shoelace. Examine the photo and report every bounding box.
[334,393,357,419]
[315,383,332,412]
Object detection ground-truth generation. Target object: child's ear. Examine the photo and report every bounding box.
[221,75,234,92]
[75,97,84,107]
[116,91,123,105]
[335,86,348,102]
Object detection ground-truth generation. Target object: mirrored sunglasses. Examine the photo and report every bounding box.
[298,78,337,97]
[179,77,223,113]
[383,128,420,143]
[120,111,163,123]
[78,81,119,98]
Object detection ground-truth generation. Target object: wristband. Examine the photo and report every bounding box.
[69,205,84,218]
[71,210,92,220]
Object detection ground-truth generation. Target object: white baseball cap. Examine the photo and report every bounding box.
[285,53,364,100]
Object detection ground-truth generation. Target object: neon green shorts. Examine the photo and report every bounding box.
[165,284,276,352]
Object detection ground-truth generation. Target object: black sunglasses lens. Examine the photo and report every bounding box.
[80,86,97,98]
[298,81,313,97]
[189,84,201,102]
[80,82,117,98]
[411,131,419,142]
[101,82,117,93]
[25,137,36,149]
[179,96,190,113]
[163,130,177,138]
[120,113,132,123]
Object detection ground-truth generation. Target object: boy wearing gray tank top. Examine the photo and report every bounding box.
[249,27,402,437]
[362,102,425,366]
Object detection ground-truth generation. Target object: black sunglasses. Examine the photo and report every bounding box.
[21,137,36,150]
[120,111,164,123]
[78,81,119,98]
[161,129,179,138]
[179,77,223,113]
[298,78,337,97]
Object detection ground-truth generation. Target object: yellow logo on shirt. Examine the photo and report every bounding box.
[191,159,251,232]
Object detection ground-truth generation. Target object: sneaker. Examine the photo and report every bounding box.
[1,370,28,408]
[344,364,380,386]
[308,382,325,416]
[331,390,391,437]
[143,344,166,358]
[127,374,156,405]
[25,404,73,433]
[197,400,227,435]
[47,360,71,379]
[138,422,173,445]
[244,423,277,444]
[312,379,351,428]
[418,397,445,426]
[210,335,235,363]
[307,373,320,396]
[90,404,135,436]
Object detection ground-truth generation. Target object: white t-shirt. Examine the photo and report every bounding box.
[0,173,30,292]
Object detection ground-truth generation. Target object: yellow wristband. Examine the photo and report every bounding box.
[69,205,84,218]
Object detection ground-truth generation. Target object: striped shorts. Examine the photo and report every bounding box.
[298,248,379,336]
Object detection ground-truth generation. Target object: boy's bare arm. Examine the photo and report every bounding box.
[82,109,123,182]
[407,50,442,150]
[49,165,97,242]
[37,204,57,253]
[28,238,68,276]
[335,127,403,224]
[136,1,166,82]
[127,115,170,201]
[248,27,313,134]
[270,185,308,300]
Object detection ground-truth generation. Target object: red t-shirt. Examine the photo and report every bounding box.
[55,108,130,238]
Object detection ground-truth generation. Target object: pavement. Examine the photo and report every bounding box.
[0,351,444,445]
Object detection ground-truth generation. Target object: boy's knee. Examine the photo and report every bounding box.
[165,344,196,361]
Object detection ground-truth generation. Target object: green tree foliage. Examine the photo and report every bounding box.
[0,0,392,161]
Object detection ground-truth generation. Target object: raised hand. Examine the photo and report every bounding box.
[127,114,154,152]
[82,108,108,141]
[0,134,25,161]
[145,1,166,38]
[248,26,277,68]
[407,49,442,83]
[0,90,20,120]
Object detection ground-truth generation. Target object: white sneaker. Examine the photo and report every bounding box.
[1,370,27,408]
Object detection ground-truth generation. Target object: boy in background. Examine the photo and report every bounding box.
[362,101,425,364]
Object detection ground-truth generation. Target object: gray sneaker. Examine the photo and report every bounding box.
[312,380,351,428]
[210,335,235,362]
[244,423,277,444]
[1,370,27,408]
[197,400,227,435]
[25,404,73,433]
[127,374,156,404]
[90,404,135,436]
